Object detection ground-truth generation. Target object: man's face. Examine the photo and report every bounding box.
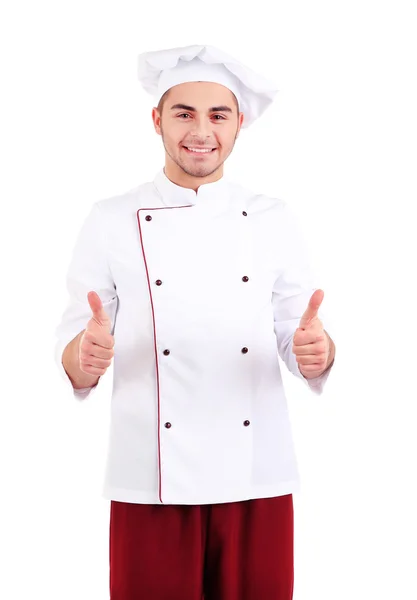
[152,81,244,180]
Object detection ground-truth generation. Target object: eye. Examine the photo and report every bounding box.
[212,115,226,120]
[178,113,191,118]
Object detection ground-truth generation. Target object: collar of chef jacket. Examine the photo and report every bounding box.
[153,168,232,216]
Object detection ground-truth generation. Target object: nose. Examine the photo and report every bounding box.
[190,117,212,139]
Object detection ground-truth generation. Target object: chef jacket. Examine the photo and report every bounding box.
[54,168,335,505]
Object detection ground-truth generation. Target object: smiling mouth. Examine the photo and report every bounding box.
[183,146,217,155]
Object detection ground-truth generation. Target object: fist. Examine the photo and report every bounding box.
[79,291,115,376]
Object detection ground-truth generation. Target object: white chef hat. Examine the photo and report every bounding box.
[137,44,278,128]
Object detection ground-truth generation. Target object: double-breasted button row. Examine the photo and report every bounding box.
[145,212,247,220]
[148,211,250,428]
[155,277,248,285]
[164,420,250,429]
[161,347,248,355]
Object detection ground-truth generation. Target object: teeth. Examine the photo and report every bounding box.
[186,147,213,153]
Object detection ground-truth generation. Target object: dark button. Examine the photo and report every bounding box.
[155,280,163,286]
[164,422,172,429]
[145,215,152,221]
[241,347,248,354]
[242,211,247,216]
[243,420,250,427]
[242,276,249,282]
[163,349,170,356]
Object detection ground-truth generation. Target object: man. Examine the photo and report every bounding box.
[55,44,336,600]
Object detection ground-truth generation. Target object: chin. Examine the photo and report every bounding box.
[183,167,210,177]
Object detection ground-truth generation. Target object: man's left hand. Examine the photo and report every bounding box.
[292,289,334,379]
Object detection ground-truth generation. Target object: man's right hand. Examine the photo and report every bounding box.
[79,291,115,376]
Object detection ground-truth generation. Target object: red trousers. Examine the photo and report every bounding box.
[109,494,294,600]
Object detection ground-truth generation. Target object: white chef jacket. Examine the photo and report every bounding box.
[54,168,335,505]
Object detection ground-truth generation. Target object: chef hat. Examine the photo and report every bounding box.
[137,44,278,128]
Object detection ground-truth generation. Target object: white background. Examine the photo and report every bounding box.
[1,0,416,598]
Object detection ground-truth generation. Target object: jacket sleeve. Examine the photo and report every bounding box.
[272,202,335,395]
[54,202,118,401]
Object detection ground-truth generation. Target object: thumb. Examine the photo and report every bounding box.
[87,291,111,330]
[299,289,324,329]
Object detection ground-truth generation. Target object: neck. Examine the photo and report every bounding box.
[164,158,223,192]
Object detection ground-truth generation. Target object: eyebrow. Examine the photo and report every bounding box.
[169,103,233,113]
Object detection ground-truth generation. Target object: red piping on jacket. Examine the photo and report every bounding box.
[136,205,192,504]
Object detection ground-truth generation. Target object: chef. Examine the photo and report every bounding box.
[55,44,336,600]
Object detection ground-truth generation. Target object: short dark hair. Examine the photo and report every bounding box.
[157,89,170,116]
[157,87,239,117]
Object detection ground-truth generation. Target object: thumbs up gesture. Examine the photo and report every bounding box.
[292,289,331,379]
[78,291,115,376]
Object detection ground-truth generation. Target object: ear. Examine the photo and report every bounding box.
[152,107,162,135]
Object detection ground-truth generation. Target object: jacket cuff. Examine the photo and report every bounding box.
[297,357,335,395]
[54,338,99,401]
